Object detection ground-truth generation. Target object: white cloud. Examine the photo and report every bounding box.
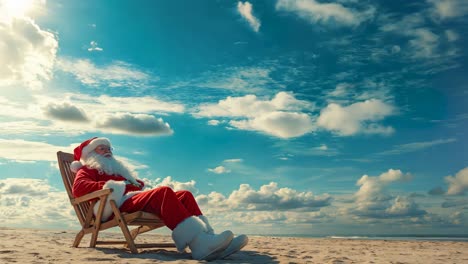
[1,93,184,136]
[428,0,468,20]
[82,94,185,114]
[349,169,425,219]
[208,165,231,174]
[194,92,315,138]
[87,40,103,52]
[56,58,152,88]
[230,111,314,138]
[224,158,242,163]
[445,167,468,195]
[0,139,67,162]
[195,66,276,93]
[379,138,457,155]
[95,112,173,136]
[208,120,221,126]
[0,17,58,90]
[196,182,332,218]
[43,102,89,122]
[445,30,459,42]
[276,0,374,27]
[0,178,76,229]
[379,14,446,59]
[141,176,198,194]
[226,182,332,211]
[317,99,395,136]
[409,28,439,58]
[385,196,426,217]
[237,1,261,32]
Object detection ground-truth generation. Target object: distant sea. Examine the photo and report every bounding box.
[258,234,468,242]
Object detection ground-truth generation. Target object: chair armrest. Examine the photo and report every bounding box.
[72,188,113,204]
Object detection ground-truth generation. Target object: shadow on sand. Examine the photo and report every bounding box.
[96,248,278,263]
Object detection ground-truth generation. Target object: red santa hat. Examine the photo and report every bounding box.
[70,137,112,173]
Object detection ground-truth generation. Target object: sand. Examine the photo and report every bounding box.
[0,227,467,263]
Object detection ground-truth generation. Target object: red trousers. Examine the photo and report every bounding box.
[119,186,203,230]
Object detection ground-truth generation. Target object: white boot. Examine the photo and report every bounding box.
[198,215,249,259]
[172,216,233,260]
[189,230,233,260]
[219,234,249,259]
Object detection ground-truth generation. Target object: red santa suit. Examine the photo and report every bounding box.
[72,166,202,230]
[69,137,240,260]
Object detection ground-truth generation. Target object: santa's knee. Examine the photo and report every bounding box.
[177,190,194,198]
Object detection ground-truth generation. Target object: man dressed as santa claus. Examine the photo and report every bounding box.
[71,137,248,261]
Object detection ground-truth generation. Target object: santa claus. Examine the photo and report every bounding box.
[71,137,248,260]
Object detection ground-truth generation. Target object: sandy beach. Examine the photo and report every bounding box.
[1,227,467,264]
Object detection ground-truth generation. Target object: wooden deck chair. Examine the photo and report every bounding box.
[57,151,174,253]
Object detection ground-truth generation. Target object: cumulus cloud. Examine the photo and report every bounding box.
[237,1,261,32]
[208,166,231,174]
[56,58,152,88]
[196,182,332,213]
[445,167,468,195]
[230,111,314,138]
[1,93,184,136]
[385,196,426,217]
[43,102,89,122]
[0,178,76,229]
[428,0,468,20]
[226,182,332,211]
[194,92,315,138]
[95,112,173,135]
[348,169,426,219]
[275,0,374,27]
[317,99,395,136]
[0,17,58,90]
[141,176,198,194]
[207,159,242,174]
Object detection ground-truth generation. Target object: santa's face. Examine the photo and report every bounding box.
[94,144,112,158]
[83,149,133,178]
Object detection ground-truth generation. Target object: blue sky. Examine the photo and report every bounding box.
[0,0,467,236]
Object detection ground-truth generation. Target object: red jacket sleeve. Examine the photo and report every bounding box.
[72,168,107,198]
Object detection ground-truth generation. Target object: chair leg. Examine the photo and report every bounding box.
[73,230,85,247]
[90,227,100,248]
[130,225,154,240]
[117,218,138,253]
[110,201,138,253]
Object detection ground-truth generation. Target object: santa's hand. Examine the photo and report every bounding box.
[124,180,140,187]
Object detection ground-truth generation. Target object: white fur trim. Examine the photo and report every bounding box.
[81,137,111,160]
[171,216,205,252]
[93,180,126,221]
[198,215,213,234]
[70,160,83,173]
[122,190,142,202]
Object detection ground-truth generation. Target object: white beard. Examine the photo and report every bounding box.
[83,151,137,183]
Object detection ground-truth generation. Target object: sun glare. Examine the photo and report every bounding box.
[1,0,35,18]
